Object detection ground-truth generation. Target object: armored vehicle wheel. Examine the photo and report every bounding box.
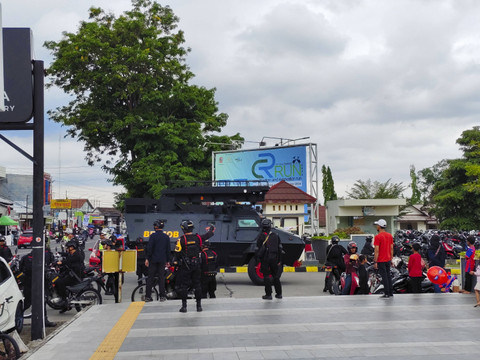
[248,258,264,285]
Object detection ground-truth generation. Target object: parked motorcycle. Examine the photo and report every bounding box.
[371,257,434,294]
[339,271,360,295]
[46,265,102,312]
[323,263,342,295]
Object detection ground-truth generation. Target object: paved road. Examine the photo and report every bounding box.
[16,235,327,327]
[25,292,480,360]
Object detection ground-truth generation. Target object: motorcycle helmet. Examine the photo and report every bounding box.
[0,236,5,242]
[101,228,111,236]
[331,236,340,244]
[65,240,77,249]
[261,218,272,232]
[430,234,440,247]
[347,241,357,252]
[180,220,194,233]
[153,219,165,229]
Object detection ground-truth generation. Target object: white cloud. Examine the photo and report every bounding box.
[2,0,480,206]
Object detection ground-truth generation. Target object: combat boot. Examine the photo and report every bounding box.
[196,299,202,312]
[179,299,187,313]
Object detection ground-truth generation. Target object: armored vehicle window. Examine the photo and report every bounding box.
[237,219,259,228]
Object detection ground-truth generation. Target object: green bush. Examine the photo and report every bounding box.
[333,226,363,237]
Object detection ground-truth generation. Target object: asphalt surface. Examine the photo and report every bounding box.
[15,237,479,359]
[21,292,480,360]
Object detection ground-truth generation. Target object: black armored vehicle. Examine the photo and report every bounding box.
[124,183,305,285]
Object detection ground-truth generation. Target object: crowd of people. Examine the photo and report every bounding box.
[323,218,480,306]
[1,217,479,319]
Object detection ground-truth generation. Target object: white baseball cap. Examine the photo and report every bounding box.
[374,219,387,228]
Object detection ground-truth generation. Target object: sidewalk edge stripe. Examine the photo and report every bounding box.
[89,302,144,360]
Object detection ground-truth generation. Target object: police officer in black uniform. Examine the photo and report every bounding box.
[255,218,283,300]
[323,236,347,292]
[127,237,148,289]
[145,220,171,302]
[0,236,12,262]
[55,240,84,313]
[173,220,214,313]
[200,240,218,298]
[19,248,57,326]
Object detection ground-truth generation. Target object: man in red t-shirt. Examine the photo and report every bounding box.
[373,219,394,298]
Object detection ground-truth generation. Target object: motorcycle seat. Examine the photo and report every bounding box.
[66,279,93,293]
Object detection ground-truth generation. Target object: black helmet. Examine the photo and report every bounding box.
[153,219,165,229]
[65,240,77,249]
[0,236,5,242]
[347,241,357,252]
[180,220,194,233]
[261,218,272,231]
[202,239,210,248]
[331,236,340,244]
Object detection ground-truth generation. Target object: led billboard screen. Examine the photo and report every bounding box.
[213,145,307,191]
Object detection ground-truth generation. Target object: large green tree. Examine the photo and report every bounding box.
[346,179,406,199]
[321,165,337,205]
[45,0,242,199]
[433,126,480,229]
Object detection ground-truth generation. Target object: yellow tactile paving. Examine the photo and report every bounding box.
[90,302,144,360]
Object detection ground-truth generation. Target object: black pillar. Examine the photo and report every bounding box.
[31,60,45,340]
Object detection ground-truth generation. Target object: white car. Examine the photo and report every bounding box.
[0,257,24,333]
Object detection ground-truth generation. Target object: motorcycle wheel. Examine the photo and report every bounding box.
[131,284,159,302]
[0,333,20,360]
[74,288,102,312]
[165,284,177,300]
[46,289,64,310]
[332,278,341,295]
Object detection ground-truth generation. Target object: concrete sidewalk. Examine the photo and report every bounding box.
[23,293,480,360]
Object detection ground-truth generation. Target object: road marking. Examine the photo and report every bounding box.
[90,302,144,360]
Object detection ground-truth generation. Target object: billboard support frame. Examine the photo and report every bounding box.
[308,143,319,235]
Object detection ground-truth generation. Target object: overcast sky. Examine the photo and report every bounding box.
[1,0,479,206]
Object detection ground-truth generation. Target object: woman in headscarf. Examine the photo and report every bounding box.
[427,234,446,293]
